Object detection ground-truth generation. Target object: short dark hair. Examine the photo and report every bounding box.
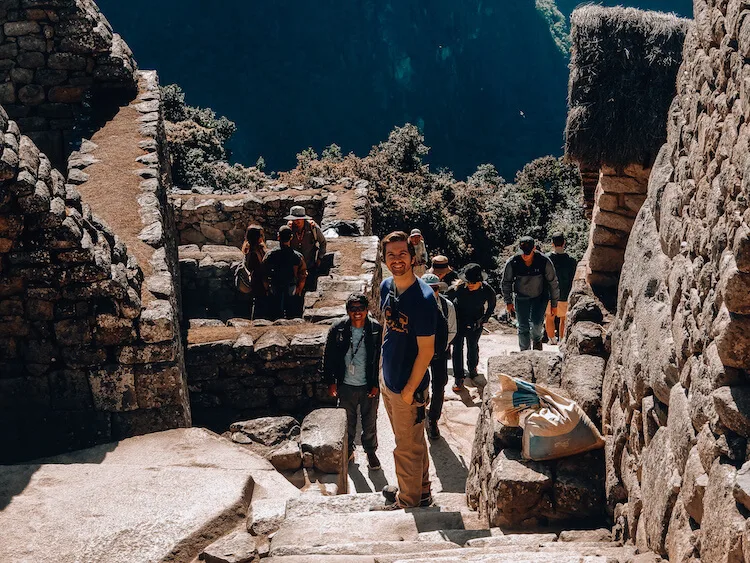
[552,232,566,246]
[278,225,293,243]
[381,231,416,258]
[346,293,369,310]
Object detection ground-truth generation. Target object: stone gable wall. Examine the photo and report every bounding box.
[0,0,137,169]
[0,69,191,462]
[600,2,750,559]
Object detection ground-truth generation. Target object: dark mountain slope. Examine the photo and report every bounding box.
[97,0,692,179]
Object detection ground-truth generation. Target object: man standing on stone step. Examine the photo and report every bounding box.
[421,273,456,440]
[375,231,437,510]
[286,205,327,291]
[502,236,560,351]
[408,228,429,277]
[324,293,383,471]
[545,232,577,344]
[450,264,496,392]
[262,226,307,319]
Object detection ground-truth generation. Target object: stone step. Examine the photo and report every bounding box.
[285,492,475,518]
[387,553,614,563]
[382,543,635,563]
[303,305,347,322]
[270,509,475,556]
[417,529,504,546]
[270,540,465,558]
[266,544,636,563]
[317,278,367,292]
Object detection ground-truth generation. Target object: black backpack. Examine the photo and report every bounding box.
[434,295,450,357]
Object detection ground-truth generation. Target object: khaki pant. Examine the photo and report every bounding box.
[381,384,431,507]
[545,301,569,339]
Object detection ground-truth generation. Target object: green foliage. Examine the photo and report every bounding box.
[535,0,571,56]
[161,83,265,192]
[280,124,589,287]
[322,143,343,162]
[370,123,429,173]
[255,156,266,171]
[296,147,319,170]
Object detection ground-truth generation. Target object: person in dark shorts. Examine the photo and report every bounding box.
[545,232,577,344]
[324,293,383,470]
[451,263,496,392]
[502,236,560,351]
[262,226,307,319]
[375,231,437,510]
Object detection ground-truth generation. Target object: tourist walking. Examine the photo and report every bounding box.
[451,264,496,392]
[237,224,267,319]
[502,236,560,351]
[286,205,327,291]
[408,228,429,277]
[545,232,577,344]
[375,231,437,510]
[262,226,307,319]
[421,273,457,440]
[324,293,383,470]
[429,255,460,287]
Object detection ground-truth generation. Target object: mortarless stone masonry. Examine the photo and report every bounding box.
[0,0,137,169]
[575,1,750,559]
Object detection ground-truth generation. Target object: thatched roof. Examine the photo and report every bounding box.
[565,5,690,170]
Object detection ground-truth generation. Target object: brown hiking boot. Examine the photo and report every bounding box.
[532,340,543,350]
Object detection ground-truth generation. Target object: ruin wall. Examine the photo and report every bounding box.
[600,2,750,559]
[0,69,190,462]
[0,0,137,169]
[171,192,325,248]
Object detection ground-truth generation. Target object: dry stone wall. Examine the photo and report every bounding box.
[587,164,650,289]
[186,328,333,431]
[0,0,137,169]
[601,2,750,559]
[171,192,325,248]
[0,102,190,462]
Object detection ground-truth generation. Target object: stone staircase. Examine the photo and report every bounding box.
[257,491,640,563]
[303,235,380,323]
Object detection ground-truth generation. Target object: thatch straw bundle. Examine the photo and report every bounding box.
[565,6,690,170]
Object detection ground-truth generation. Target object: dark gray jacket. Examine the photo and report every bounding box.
[502,252,560,307]
[323,315,382,389]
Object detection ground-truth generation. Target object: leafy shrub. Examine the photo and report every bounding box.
[278,124,589,288]
[161,84,268,192]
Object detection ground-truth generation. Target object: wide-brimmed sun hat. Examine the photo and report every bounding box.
[459,263,487,283]
[431,255,451,269]
[284,205,312,221]
[422,272,448,291]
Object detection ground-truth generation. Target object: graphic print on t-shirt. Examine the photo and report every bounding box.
[384,305,409,333]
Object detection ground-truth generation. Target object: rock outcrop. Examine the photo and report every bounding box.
[599,0,750,559]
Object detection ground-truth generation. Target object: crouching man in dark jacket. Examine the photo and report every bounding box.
[324,293,384,470]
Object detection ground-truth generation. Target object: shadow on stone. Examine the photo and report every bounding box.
[0,439,118,511]
[429,437,469,493]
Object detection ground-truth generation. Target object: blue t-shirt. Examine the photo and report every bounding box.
[380,277,437,393]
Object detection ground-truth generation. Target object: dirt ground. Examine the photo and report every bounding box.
[74,84,156,303]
